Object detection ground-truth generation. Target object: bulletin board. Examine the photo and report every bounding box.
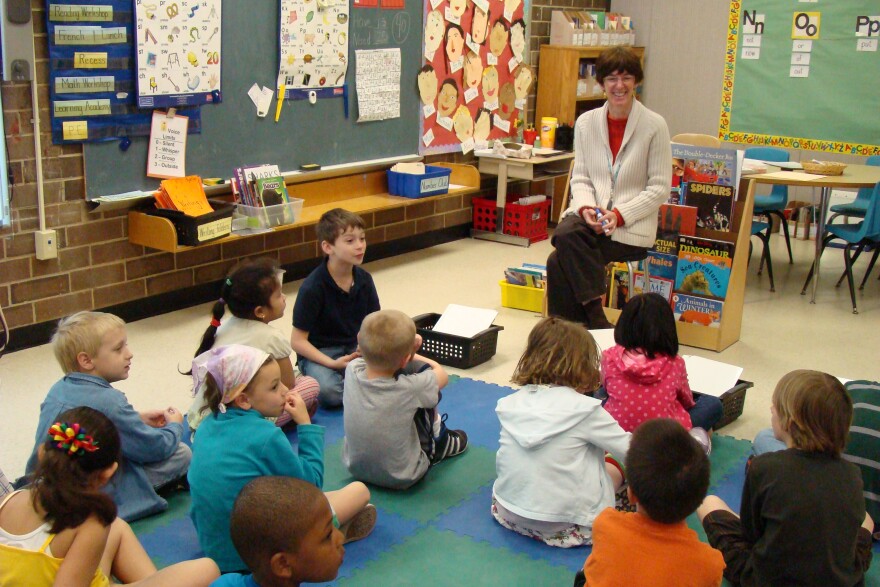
[84,0,421,197]
[719,0,880,156]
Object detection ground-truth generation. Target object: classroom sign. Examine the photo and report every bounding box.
[720,0,880,156]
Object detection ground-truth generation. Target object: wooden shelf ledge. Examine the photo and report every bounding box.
[128,163,480,253]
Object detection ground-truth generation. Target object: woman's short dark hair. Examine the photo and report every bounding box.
[595,46,643,84]
[614,293,678,358]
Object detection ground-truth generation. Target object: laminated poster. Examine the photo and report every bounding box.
[147,110,189,178]
[419,0,531,154]
[278,0,350,99]
[134,0,223,107]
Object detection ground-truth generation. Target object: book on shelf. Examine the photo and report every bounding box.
[672,293,723,328]
[658,204,697,236]
[232,164,283,207]
[255,176,291,207]
[652,231,680,257]
[606,263,631,309]
[504,265,546,289]
[672,143,743,232]
[647,250,678,282]
[674,236,733,300]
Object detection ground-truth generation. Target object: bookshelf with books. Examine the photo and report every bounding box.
[603,176,756,352]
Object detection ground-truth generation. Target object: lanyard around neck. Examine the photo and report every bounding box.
[605,150,622,209]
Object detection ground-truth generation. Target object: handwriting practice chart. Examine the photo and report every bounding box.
[355,48,401,121]
[278,0,351,97]
[134,0,222,107]
[721,0,879,155]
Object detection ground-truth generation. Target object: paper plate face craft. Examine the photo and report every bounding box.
[438,78,460,117]
[424,10,444,54]
[418,64,439,106]
[473,108,492,142]
[489,20,509,58]
[453,105,474,142]
[513,64,533,100]
[481,65,499,103]
[498,82,516,120]
[463,50,482,89]
[471,5,490,44]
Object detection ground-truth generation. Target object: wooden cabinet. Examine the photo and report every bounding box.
[535,45,645,127]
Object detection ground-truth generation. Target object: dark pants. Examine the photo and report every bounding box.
[689,392,725,430]
[400,360,444,464]
[547,214,648,324]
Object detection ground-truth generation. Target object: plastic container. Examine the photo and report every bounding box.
[713,380,754,429]
[233,199,304,230]
[499,280,544,313]
[472,196,551,243]
[143,199,234,246]
[412,313,503,369]
[540,117,557,149]
[387,165,452,198]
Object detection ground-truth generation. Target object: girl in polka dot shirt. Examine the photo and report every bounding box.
[601,293,722,450]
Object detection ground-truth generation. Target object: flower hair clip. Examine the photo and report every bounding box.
[48,422,99,456]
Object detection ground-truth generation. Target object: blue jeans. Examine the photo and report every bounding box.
[143,443,192,489]
[751,427,786,456]
[298,345,356,408]
[689,393,724,431]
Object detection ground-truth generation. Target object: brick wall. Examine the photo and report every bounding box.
[1,4,483,346]
[525,0,610,127]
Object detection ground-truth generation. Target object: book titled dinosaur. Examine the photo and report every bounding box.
[673,236,733,300]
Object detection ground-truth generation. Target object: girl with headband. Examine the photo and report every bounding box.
[0,406,218,586]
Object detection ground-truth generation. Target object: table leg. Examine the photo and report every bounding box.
[808,186,831,303]
[495,161,508,234]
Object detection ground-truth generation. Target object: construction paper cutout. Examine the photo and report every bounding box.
[453,104,474,142]
[463,49,482,89]
[473,107,492,142]
[513,63,533,100]
[438,77,460,117]
[418,63,439,106]
[424,10,444,53]
[471,4,490,44]
[448,0,468,19]
[510,19,525,61]
[481,65,499,103]
[489,20,509,58]
[445,23,465,64]
[497,82,515,120]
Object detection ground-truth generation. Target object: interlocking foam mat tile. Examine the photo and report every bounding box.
[133,378,880,586]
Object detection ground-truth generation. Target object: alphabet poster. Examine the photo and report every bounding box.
[418,0,532,154]
[278,0,350,99]
[134,0,223,107]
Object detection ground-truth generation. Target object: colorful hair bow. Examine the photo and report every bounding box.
[48,422,99,456]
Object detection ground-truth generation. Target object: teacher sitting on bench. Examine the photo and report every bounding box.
[547,46,672,329]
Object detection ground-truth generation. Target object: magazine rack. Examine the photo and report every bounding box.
[604,177,756,352]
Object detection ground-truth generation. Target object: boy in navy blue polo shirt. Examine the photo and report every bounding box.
[292,209,381,407]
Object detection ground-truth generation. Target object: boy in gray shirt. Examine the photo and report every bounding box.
[342,310,467,489]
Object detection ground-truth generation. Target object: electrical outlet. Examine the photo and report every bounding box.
[35,229,58,260]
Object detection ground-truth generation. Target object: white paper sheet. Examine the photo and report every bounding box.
[682,355,743,397]
[356,48,401,122]
[432,304,498,338]
[758,170,825,181]
[588,328,616,352]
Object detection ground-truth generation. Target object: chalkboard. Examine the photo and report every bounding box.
[720,0,880,156]
[84,1,419,197]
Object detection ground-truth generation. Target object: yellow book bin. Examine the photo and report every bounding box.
[499,280,545,313]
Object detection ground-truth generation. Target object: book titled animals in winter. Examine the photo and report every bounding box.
[672,293,723,328]
[674,236,733,300]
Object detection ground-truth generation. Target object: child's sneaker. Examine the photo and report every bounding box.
[433,429,468,464]
[340,504,377,544]
[689,427,712,456]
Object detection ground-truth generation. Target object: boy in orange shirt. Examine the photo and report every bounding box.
[576,418,724,587]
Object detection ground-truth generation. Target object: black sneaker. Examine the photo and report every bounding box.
[433,429,468,464]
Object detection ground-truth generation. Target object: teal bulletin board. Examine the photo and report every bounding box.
[720,0,880,156]
[84,0,420,197]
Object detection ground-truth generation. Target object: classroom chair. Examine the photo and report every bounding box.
[827,155,880,225]
[748,220,775,292]
[671,133,721,148]
[802,181,880,314]
[744,147,794,266]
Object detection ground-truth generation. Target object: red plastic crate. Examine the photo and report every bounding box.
[472,196,551,243]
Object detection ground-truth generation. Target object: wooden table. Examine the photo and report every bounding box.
[750,164,880,302]
[474,149,574,246]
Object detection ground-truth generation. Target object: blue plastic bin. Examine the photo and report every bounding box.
[387,165,452,198]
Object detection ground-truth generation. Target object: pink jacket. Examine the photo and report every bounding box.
[601,345,694,432]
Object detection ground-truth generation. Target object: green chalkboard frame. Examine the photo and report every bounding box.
[720,0,880,156]
[84,1,421,198]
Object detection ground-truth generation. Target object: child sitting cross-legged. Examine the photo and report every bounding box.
[0,407,218,587]
[187,344,376,574]
[342,310,468,489]
[697,370,875,586]
[211,476,345,587]
[575,418,725,587]
[25,311,190,522]
[493,317,630,548]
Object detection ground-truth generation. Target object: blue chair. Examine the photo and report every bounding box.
[802,182,880,314]
[827,155,880,224]
[749,220,775,292]
[745,147,794,265]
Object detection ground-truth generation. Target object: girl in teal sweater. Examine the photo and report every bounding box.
[187,344,375,573]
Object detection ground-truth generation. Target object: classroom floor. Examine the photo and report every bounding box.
[2,230,880,479]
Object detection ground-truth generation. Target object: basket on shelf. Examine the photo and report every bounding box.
[801,161,847,176]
